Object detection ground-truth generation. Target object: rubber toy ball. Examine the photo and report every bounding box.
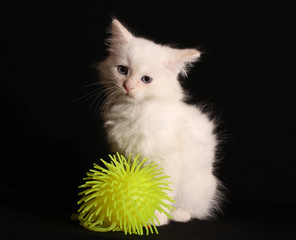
[76,153,175,235]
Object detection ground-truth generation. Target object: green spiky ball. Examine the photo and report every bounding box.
[77,153,175,235]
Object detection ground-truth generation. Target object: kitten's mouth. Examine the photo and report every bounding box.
[124,92,139,102]
[125,92,133,98]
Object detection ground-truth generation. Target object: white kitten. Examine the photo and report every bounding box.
[98,19,223,225]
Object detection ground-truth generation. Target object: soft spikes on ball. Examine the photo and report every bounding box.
[77,153,175,235]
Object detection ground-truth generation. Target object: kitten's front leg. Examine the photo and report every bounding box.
[153,186,175,226]
[154,210,169,226]
[153,160,180,226]
[154,200,192,225]
[153,190,174,226]
[171,208,191,222]
[154,208,193,225]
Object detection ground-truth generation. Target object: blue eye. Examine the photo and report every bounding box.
[117,65,128,75]
[141,76,153,84]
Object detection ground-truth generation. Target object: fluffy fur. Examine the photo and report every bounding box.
[98,19,223,225]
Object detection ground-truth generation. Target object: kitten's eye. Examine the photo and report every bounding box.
[141,76,153,84]
[117,65,128,75]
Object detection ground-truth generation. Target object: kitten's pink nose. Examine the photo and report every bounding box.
[124,84,131,92]
[123,81,134,93]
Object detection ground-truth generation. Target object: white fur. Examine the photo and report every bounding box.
[98,19,222,225]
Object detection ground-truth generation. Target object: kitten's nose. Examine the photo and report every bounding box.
[123,81,134,93]
[124,84,131,92]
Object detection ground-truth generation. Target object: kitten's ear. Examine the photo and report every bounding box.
[109,19,134,46]
[167,48,201,76]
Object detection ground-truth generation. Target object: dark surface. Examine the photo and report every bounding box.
[1,1,296,239]
[1,187,295,240]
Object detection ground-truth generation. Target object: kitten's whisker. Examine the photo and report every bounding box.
[74,88,105,103]
[97,94,112,118]
[90,89,113,115]
[101,91,116,111]
[75,79,124,118]
[89,91,104,114]
[81,82,101,88]
[100,91,119,118]
[87,85,120,118]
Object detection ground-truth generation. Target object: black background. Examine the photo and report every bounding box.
[1,1,296,239]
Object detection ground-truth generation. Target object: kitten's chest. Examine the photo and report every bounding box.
[105,103,175,156]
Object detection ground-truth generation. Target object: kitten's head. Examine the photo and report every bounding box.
[99,19,201,103]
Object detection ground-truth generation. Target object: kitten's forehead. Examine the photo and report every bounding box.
[125,37,166,65]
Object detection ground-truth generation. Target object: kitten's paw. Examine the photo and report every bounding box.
[172,208,191,222]
[154,211,169,226]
